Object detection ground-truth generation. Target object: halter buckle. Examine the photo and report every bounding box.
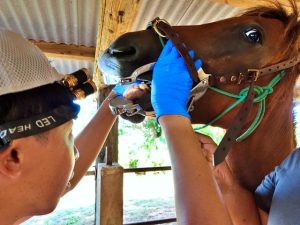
[247,69,260,82]
[150,18,170,38]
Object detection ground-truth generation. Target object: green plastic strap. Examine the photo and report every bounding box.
[159,36,165,47]
[194,70,285,141]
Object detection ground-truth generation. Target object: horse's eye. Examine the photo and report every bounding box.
[243,28,262,44]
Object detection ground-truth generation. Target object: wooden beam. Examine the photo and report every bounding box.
[30,40,95,61]
[210,0,300,9]
[93,0,142,89]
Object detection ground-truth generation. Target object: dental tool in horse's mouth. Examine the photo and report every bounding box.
[108,63,210,117]
[109,62,155,117]
[120,62,156,85]
[109,96,146,116]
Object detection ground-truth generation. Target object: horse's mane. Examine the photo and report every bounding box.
[242,0,299,61]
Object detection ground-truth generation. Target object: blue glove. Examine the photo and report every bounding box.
[151,40,202,119]
[112,81,142,96]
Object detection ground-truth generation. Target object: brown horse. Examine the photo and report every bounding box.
[99,0,300,191]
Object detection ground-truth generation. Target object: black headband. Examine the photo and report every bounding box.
[0,104,80,151]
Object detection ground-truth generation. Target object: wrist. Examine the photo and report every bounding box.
[157,112,191,121]
[159,114,191,126]
[154,105,190,120]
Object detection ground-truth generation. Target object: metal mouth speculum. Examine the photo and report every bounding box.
[109,62,156,117]
[109,63,210,117]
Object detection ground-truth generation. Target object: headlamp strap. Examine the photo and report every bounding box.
[0,105,79,150]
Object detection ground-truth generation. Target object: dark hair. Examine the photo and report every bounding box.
[0,83,78,127]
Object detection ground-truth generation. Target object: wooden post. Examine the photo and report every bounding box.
[93,1,142,224]
[95,163,123,225]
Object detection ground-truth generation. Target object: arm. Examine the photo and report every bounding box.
[151,40,264,225]
[69,91,117,190]
[67,81,142,191]
[159,116,232,225]
[220,176,264,225]
[196,133,267,225]
[151,40,232,224]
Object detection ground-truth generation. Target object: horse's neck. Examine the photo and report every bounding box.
[227,74,297,190]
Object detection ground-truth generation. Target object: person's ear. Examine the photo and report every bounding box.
[0,142,22,178]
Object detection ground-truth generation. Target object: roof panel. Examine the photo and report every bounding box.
[131,0,240,31]
[49,57,94,76]
[0,0,98,46]
[0,0,240,79]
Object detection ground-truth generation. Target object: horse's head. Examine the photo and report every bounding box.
[99,1,299,125]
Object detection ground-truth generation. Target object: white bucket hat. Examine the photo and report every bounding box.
[0,29,63,96]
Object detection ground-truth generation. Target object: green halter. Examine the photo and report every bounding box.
[194,70,286,142]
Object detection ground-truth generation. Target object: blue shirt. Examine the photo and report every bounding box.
[255,148,300,225]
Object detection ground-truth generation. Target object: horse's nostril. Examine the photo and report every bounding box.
[108,47,136,58]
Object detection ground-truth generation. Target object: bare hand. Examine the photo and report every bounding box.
[194,132,239,193]
[123,83,150,100]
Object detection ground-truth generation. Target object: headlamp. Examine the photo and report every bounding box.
[0,105,80,150]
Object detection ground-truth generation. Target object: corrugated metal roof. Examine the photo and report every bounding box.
[0,0,240,45]
[49,57,94,75]
[131,0,240,31]
[0,0,241,77]
[0,0,98,46]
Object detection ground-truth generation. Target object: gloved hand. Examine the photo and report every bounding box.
[151,40,202,119]
[112,81,142,96]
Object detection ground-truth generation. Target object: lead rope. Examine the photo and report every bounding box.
[194,70,286,141]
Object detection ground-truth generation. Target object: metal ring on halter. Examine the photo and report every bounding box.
[152,18,170,38]
[120,62,156,85]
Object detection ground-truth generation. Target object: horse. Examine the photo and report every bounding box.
[99,0,300,191]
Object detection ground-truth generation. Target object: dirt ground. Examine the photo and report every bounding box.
[22,173,177,225]
[23,199,176,225]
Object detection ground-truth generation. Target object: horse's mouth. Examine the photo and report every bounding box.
[99,48,141,85]
[117,83,153,123]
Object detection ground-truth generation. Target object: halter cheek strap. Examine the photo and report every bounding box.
[149,18,200,83]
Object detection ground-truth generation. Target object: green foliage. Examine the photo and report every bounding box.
[129,159,138,168]
[118,118,225,169]
[65,216,81,225]
[193,124,225,144]
[118,118,169,169]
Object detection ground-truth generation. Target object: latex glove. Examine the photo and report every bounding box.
[112,81,142,96]
[151,40,202,119]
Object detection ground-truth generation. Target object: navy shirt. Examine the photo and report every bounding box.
[255,148,300,225]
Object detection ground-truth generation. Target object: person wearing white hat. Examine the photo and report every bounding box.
[0,30,124,225]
